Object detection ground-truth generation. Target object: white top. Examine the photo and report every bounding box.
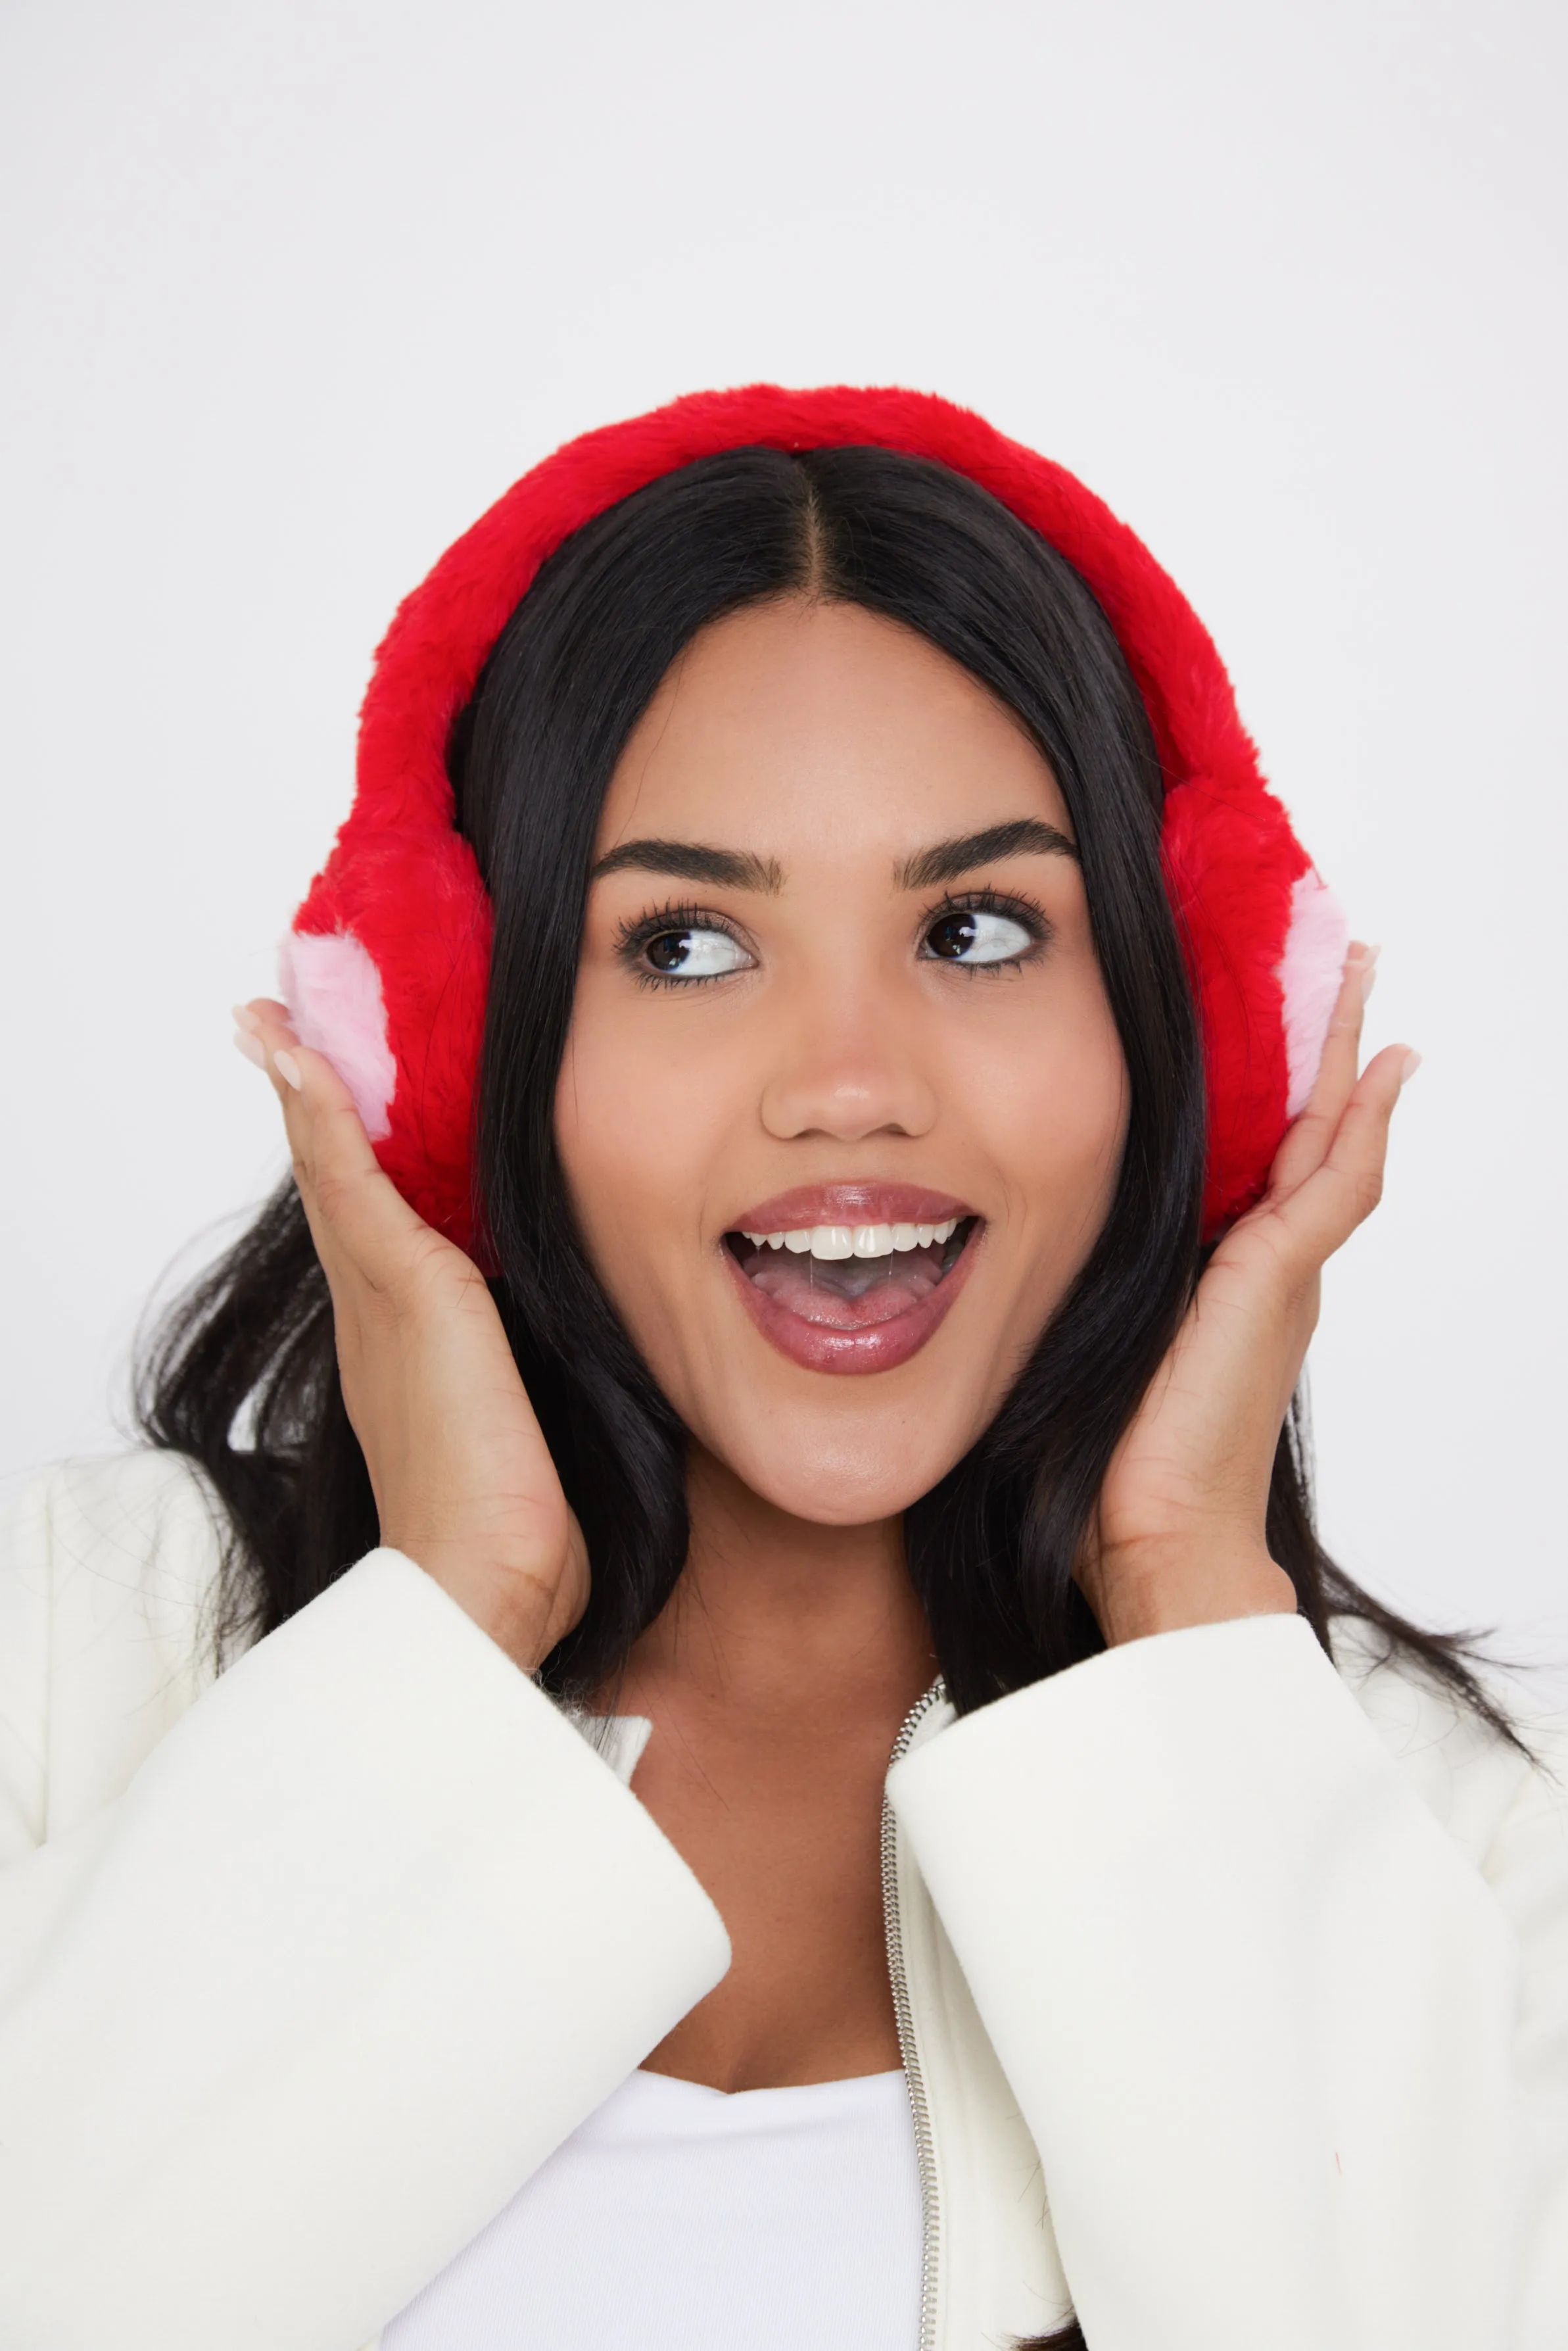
[381,2066,923,2349]
[4,1454,1566,2351]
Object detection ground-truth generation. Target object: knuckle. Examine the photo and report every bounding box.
[310,1168,356,1224]
[367,1264,422,1322]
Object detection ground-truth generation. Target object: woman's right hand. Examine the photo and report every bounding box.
[233,1000,590,1673]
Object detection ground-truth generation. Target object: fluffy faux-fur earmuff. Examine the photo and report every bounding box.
[287,383,1345,1261]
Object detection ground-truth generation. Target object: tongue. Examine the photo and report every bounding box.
[739,1240,949,1329]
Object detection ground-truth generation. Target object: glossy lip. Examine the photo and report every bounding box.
[721,1182,984,1376]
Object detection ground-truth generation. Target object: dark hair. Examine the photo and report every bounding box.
[137,447,1515,2351]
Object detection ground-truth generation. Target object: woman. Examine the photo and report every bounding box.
[1,386,1563,2351]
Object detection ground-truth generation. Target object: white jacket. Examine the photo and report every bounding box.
[0,1449,1563,2351]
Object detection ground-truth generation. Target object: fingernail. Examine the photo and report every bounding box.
[231,1004,261,1034]
[1399,1050,1422,1086]
[273,1049,304,1091]
[232,1028,268,1069]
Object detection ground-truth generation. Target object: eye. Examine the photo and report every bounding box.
[921,902,1041,967]
[615,901,759,988]
[640,922,753,980]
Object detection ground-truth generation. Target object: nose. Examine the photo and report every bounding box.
[758,988,939,1143]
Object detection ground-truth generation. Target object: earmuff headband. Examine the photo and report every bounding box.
[286,383,1346,1263]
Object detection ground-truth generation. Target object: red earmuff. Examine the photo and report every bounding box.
[284,383,1346,1265]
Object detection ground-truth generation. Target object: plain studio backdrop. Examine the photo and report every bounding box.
[3,0,1564,1691]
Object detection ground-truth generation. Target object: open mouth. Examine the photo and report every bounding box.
[724,1215,980,1330]
[720,1187,984,1374]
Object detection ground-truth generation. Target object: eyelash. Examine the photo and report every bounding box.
[614,901,751,990]
[920,887,1053,974]
[613,886,1054,987]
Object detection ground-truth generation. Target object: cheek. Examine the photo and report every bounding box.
[555,994,657,1271]
[552,976,725,1330]
[972,988,1130,1273]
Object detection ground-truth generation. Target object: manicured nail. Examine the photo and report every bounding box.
[273,1049,304,1091]
[231,1004,261,1034]
[231,1028,267,1069]
[1399,1050,1422,1086]
[1343,942,1381,1007]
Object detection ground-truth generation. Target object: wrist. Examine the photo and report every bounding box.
[383,1533,560,1674]
[1089,1538,1296,1648]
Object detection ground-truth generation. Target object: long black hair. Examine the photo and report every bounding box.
[137,445,1514,2348]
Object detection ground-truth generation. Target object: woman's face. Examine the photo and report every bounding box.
[556,597,1129,1526]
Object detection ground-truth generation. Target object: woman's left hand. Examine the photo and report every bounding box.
[1078,941,1419,1648]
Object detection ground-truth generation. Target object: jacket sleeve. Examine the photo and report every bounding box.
[887,1611,1568,2351]
[0,1458,730,2351]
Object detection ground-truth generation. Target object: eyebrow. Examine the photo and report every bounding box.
[588,815,1078,895]
[589,838,784,892]
[897,818,1079,889]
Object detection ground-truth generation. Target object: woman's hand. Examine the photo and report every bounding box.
[1079,943,1417,1648]
[233,1000,590,1672]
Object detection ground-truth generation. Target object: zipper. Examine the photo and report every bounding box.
[882,1678,948,2351]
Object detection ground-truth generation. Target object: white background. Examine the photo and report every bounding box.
[3,0,1563,1688]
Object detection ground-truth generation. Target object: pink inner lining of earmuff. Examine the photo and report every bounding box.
[1277,875,1348,1119]
[279,929,398,1141]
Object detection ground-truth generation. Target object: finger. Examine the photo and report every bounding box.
[232,1000,300,1107]
[1267,940,1379,1198]
[231,999,431,1284]
[1267,1039,1417,1267]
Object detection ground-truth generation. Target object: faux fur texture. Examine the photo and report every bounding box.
[289,383,1337,1256]
[277,930,398,1142]
[1278,876,1350,1119]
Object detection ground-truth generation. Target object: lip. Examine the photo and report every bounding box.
[721,1184,984,1377]
[726,1182,973,1236]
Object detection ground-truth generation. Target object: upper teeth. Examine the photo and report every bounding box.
[738,1218,961,1259]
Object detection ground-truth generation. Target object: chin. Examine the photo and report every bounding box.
[697,1394,980,1528]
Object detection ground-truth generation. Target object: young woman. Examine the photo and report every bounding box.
[2,387,1563,2351]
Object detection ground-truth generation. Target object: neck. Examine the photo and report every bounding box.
[613,1442,938,1726]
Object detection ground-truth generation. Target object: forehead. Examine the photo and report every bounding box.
[594,598,1070,860]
